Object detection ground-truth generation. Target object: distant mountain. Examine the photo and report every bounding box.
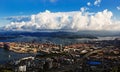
[0,30,120,39]
[0,30,120,43]
[0,31,97,39]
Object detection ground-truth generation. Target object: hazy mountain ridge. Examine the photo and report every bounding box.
[0,30,120,38]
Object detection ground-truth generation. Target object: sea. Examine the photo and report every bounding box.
[0,48,35,64]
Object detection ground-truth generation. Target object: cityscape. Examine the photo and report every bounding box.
[0,0,120,72]
[0,37,120,72]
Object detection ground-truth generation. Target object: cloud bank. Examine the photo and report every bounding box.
[3,9,120,31]
[5,16,30,22]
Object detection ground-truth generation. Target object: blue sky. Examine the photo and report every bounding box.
[0,0,120,16]
[0,0,120,30]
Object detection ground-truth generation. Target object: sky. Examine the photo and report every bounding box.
[0,0,120,31]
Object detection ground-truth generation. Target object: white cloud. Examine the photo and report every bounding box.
[4,16,30,22]
[3,9,120,31]
[117,6,120,10]
[50,0,57,3]
[87,2,91,6]
[80,7,89,13]
[42,0,57,3]
[94,0,101,6]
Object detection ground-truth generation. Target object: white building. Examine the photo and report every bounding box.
[19,65,26,72]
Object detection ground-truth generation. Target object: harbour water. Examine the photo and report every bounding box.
[0,48,35,64]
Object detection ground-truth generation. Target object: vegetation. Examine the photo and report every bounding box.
[0,69,13,72]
